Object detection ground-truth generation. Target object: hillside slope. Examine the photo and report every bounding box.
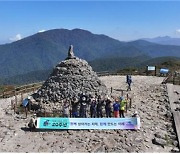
[1,56,180,85]
[0,28,180,78]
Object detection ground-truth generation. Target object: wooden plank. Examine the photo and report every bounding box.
[167,84,180,149]
[167,84,176,111]
[173,111,180,149]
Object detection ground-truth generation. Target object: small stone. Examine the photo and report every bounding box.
[168,134,177,140]
[154,132,165,139]
[173,141,178,147]
[152,138,167,148]
[171,147,179,153]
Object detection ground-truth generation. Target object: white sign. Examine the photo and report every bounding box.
[147,66,155,71]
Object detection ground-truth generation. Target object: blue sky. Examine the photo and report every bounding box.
[0,1,180,44]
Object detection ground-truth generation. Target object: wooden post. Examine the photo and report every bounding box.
[14,90,17,106]
[121,90,123,97]
[33,85,35,93]
[126,102,128,113]
[129,98,132,108]
[25,107,27,118]
[155,66,157,76]
[44,109,46,117]
[28,100,31,111]
[21,93,23,103]
[111,87,113,94]
[173,75,175,85]
[146,65,148,76]
[11,100,14,110]
[2,90,5,98]
[14,103,16,114]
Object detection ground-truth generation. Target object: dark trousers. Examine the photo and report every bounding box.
[127,82,131,91]
[105,109,112,117]
[97,110,103,118]
[80,108,87,118]
[90,110,96,118]
[119,110,125,118]
[72,112,78,118]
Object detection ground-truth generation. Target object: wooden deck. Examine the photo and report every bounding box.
[167,84,180,149]
[173,111,180,149]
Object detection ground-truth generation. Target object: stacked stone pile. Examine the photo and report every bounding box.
[34,45,108,112]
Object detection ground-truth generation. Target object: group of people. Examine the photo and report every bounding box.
[62,75,133,118]
[63,93,129,118]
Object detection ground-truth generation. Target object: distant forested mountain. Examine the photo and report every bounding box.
[0,28,180,80]
[1,56,180,85]
[142,36,180,46]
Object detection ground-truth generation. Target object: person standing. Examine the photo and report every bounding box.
[119,97,127,118]
[126,75,132,91]
[71,97,79,118]
[79,93,88,118]
[113,98,120,118]
[90,98,97,118]
[28,114,37,131]
[63,99,70,117]
[96,96,103,118]
[105,97,112,118]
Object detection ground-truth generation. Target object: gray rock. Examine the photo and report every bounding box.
[173,141,178,147]
[154,132,165,139]
[165,111,172,118]
[152,137,167,148]
[168,134,177,140]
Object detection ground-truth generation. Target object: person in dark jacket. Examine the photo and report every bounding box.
[96,96,103,118]
[126,75,132,91]
[79,93,88,118]
[105,97,112,118]
[90,98,97,118]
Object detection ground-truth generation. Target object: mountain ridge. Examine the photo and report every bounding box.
[142,36,180,46]
[0,28,180,78]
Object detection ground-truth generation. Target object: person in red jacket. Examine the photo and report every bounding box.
[113,98,120,118]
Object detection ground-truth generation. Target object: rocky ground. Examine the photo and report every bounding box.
[0,75,179,152]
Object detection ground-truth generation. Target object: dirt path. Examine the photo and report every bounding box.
[0,75,179,152]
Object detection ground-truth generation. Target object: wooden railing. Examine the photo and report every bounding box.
[0,82,44,99]
[0,70,179,100]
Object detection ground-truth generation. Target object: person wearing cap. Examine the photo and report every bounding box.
[119,96,127,118]
[105,97,112,118]
[79,93,88,118]
[113,98,120,118]
[22,96,31,108]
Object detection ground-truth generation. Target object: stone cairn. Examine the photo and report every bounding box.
[34,45,108,113]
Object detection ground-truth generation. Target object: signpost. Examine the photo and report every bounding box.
[146,65,156,76]
[147,66,156,71]
[36,117,140,130]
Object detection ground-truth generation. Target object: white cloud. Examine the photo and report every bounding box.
[38,29,46,33]
[176,29,180,33]
[9,34,22,42]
